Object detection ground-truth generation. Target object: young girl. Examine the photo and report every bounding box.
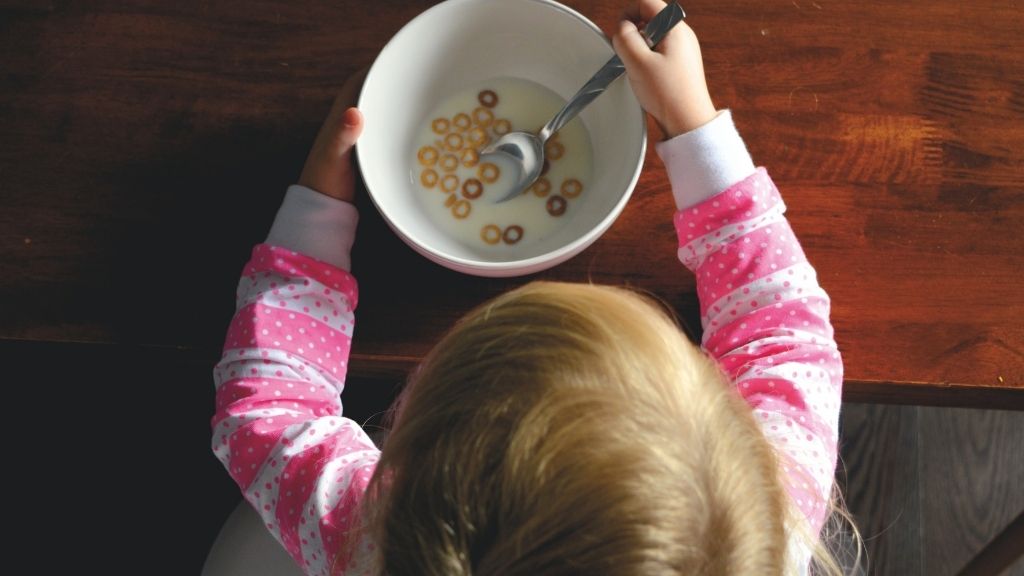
[212,1,853,573]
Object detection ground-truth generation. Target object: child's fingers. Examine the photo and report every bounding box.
[612,19,656,70]
[325,68,369,126]
[622,0,688,56]
[332,107,363,156]
[299,105,362,201]
[623,0,668,25]
[297,69,370,201]
[316,67,369,159]
[652,18,694,58]
[337,68,368,110]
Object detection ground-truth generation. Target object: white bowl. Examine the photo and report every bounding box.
[358,0,646,277]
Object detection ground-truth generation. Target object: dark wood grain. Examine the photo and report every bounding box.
[1,0,1022,407]
[957,511,1024,576]
[920,408,1024,575]
[838,403,922,575]
[839,404,1024,575]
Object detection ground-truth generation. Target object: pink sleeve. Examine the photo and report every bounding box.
[674,168,842,535]
[211,244,379,575]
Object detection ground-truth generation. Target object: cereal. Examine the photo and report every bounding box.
[561,178,583,198]
[478,162,500,184]
[460,148,479,168]
[452,113,472,131]
[416,81,593,248]
[444,132,464,151]
[492,119,512,135]
[472,107,494,127]
[420,169,439,188]
[530,177,551,197]
[478,89,498,108]
[502,225,524,244]
[439,154,459,173]
[451,199,472,219]
[432,118,450,134]
[440,174,460,193]
[417,145,439,167]
[462,178,484,199]
[480,224,502,245]
[545,140,565,160]
[467,126,489,148]
[546,195,567,216]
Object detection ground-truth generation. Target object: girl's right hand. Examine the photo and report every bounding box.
[612,0,718,139]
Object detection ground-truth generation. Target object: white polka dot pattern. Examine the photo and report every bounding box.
[675,168,843,538]
[211,245,379,575]
[677,201,787,270]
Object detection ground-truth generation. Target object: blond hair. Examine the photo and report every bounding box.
[352,282,855,575]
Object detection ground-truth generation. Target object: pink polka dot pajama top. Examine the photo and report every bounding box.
[212,111,842,574]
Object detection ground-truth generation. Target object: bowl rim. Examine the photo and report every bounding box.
[356,0,648,276]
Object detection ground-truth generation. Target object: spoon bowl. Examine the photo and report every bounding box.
[481,130,545,196]
[481,1,686,203]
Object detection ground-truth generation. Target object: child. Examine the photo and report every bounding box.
[212,0,853,573]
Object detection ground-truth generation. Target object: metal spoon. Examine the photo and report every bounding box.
[482,2,686,203]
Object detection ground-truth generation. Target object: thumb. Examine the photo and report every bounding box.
[332,107,364,157]
[612,19,654,72]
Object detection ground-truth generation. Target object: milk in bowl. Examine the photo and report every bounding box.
[357,0,647,277]
[410,77,594,256]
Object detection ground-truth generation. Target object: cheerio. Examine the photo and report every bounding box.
[410,77,593,252]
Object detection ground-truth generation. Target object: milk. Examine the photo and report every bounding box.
[409,77,594,255]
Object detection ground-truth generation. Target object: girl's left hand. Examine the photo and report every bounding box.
[298,69,367,202]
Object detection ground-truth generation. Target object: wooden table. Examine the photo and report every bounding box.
[2,0,1022,409]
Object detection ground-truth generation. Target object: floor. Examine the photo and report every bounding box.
[838,403,1024,576]
[8,340,1022,574]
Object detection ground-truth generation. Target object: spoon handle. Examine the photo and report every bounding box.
[538,2,686,142]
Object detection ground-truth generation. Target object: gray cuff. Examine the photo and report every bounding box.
[265,185,359,271]
[655,110,757,209]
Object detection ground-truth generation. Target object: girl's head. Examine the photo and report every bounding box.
[360,281,804,574]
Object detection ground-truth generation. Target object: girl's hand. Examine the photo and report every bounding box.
[298,70,367,203]
[612,0,717,139]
